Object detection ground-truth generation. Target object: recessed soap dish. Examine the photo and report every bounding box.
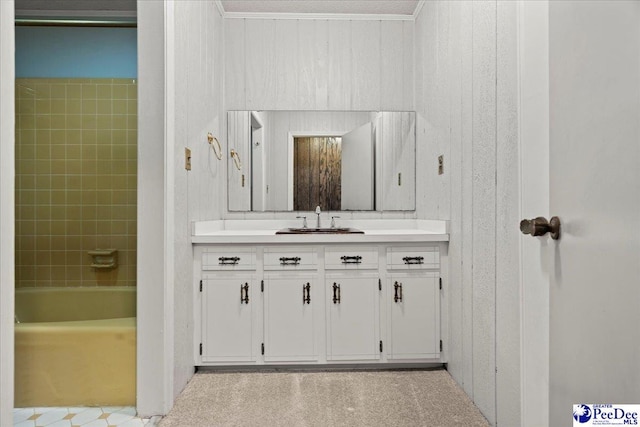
[89,249,118,270]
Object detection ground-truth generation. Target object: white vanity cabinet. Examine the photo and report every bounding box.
[326,273,380,361]
[386,247,441,360]
[194,239,446,367]
[199,248,260,363]
[325,246,380,361]
[201,276,259,363]
[263,247,318,362]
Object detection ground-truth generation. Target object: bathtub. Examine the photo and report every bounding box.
[14,287,136,407]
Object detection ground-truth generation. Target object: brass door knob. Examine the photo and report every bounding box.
[520,216,561,240]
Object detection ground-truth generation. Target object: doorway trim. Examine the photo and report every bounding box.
[0,0,16,424]
[287,131,344,211]
[517,1,550,426]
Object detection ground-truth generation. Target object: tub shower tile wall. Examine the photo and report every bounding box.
[15,78,137,288]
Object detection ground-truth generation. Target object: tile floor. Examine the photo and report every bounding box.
[13,407,158,427]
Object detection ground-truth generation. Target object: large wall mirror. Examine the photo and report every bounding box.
[227,111,415,212]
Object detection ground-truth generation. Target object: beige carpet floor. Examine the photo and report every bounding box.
[159,369,489,427]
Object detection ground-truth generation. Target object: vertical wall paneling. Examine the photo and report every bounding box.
[227,111,251,211]
[172,1,191,400]
[274,20,298,108]
[435,2,451,221]
[246,19,277,109]
[459,1,475,400]
[379,112,415,210]
[402,21,415,110]
[350,20,381,111]
[314,20,329,110]
[496,2,521,425]
[415,1,437,219]
[414,1,521,423]
[470,2,497,424]
[174,0,225,402]
[224,18,246,110]
[0,0,15,421]
[327,20,352,110]
[445,0,465,398]
[381,20,404,110]
[225,18,412,112]
[297,19,317,110]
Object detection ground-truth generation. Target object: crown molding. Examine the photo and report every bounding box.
[215,1,225,17]
[412,0,425,20]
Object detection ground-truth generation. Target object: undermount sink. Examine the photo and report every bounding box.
[276,227,364,235]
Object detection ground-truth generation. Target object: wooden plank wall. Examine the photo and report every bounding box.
[224,18,414,111]
[294,137,341,211]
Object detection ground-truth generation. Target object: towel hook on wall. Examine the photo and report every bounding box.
[207,132,222,160]
[230,149,242,170]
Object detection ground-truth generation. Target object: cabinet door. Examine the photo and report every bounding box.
[387,273,440,360]
[327,275,380,361]
[264,276,316,361]
[201,278,257,363]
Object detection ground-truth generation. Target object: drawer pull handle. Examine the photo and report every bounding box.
[341,255,362,264]
[240,283,249,304]
[402,256,424,265]
[332,282,341,304]
[280,256,301,266]
[394,281,403,303]
[303,282,311,304]
[219,256,240,265]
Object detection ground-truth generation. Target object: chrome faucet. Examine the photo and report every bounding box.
[296,215,307,229]
[315,206,321,229]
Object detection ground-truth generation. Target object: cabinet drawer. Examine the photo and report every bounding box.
[387,247,439,270]
[325,247,378,270]
[202,247,256,271]
[264,247,318,270]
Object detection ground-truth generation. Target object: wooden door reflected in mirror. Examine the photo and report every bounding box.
[293,136,342,211]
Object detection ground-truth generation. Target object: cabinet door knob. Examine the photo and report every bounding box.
[519,216,561,240]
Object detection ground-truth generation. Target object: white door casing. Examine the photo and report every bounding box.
[518,1,550,426]
[0,0,16,423]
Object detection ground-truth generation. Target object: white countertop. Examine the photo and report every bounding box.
[191,219,449,244]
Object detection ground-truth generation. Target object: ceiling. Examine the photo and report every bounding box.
[15,0,420,17]
[220,1,420,16]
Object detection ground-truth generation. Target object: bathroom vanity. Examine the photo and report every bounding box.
[192,220,449,367]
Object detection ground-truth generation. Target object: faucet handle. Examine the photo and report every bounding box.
[331,216,340,228]
[296,215,307,228]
